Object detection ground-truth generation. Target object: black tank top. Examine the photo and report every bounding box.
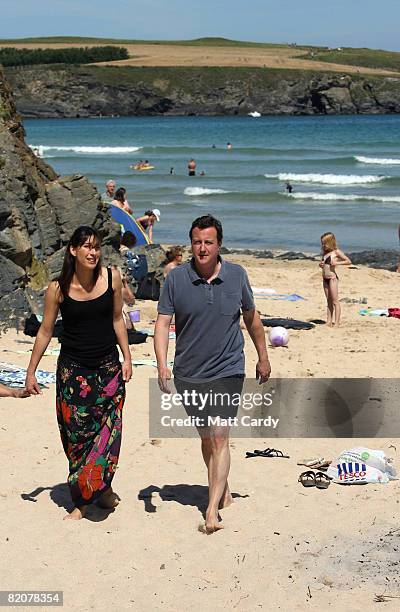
[59,267,117,368]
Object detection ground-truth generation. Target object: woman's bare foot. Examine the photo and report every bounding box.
[97,488,120,509]
[64,506,86,521]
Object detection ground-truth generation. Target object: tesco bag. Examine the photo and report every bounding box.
[327,447,397,485]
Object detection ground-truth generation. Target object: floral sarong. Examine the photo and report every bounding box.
[56,352,125,507]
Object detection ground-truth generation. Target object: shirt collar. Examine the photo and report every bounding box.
[188,256,225,284]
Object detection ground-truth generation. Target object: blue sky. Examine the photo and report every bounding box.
[1,0,399,52]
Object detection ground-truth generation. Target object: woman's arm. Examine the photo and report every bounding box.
[25,282,60,395]
[111,268,132,383]
[148,222,154,243]
[122,275,135,306]
[123,200,133,215]
[335,249,352,266]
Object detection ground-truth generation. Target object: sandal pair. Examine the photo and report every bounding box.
[246,447,289,458]
[298,470,332,489]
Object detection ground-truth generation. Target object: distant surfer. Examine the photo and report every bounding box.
[170,167,175,175]
[285,182,293,194]
[227,142,232,150]
[188,158,196,177]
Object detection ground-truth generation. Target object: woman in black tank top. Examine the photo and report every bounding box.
[25,226,132,520]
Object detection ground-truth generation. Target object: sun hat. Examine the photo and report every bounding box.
[152,209,161,222]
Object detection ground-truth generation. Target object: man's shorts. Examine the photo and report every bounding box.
[174,375,244,426]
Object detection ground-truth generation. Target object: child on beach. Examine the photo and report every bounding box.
[320,232,351,327]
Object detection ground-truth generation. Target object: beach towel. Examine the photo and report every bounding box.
[388,308,400,319]
[0,361,56,388]
[359,309,388,317]
[252,288,277,295]
[261,318,315,330]
[254,293,306,302]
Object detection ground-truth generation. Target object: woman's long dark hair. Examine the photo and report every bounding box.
[58,226,102,298]
[114,187,126,203]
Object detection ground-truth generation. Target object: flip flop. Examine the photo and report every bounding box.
[315,472,332,489]
[298,471,316,487]
[255,448,290,458]
[246,448,290,458]
[297,458,331,470]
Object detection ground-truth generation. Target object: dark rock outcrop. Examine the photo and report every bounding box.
[0,67,121,331]
[348,250,399,272]
[4,65,400,118]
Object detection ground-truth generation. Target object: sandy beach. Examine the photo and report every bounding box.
[1,253,400,610]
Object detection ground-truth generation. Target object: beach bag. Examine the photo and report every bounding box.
[135,272,160,301]
[388,308,400,319]
[24,314,63,338]
[327,447,396,484]
[127,330,148,344]
[125,252,148,282]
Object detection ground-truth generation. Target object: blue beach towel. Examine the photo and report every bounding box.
[254,293,306,302]
[0,362,56,388]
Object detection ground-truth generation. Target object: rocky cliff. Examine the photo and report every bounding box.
[0,67,121,331]
[4,65,400,117]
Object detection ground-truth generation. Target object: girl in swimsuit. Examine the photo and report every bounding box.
[320,232,351,327]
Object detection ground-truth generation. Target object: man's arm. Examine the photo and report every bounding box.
[242,309,271,383]
[154,313,173,392]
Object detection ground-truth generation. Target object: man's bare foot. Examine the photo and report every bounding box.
[201,511,224,534]
[219,490,233,509]
[97,488,120,509]
[63,506,86,521]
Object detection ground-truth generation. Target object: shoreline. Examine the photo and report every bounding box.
[176,245,399,271]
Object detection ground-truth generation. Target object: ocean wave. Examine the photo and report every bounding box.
[355,155,400,165]
[184,187,232,196]
[265,172,386,185]
[286,192,400,203]
[30,145,141,154]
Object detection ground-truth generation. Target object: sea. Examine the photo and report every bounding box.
[25,115,400,253]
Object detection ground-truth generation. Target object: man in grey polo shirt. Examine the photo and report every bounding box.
[155,214,271,534]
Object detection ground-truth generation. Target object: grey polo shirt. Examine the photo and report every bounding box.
[157,258,255,381]
[101,192,113,204]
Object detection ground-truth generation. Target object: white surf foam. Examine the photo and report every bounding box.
[265,172,385,185]
[30,145,142,154]
[184,187,231,196]
[287,192,400,204]
[355,155,400,165]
